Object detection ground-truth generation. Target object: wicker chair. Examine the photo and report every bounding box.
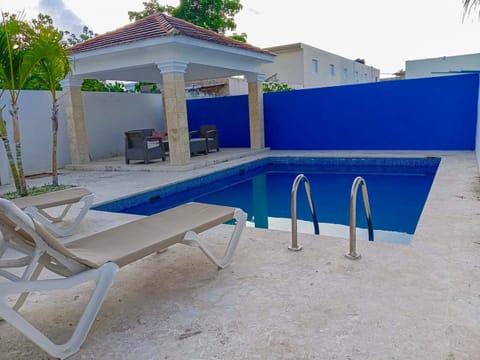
[190,125,219,152]
[124,129,166,164]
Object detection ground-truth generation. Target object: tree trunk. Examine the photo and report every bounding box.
[0,108,21,190]
[51,97,59,186]
[10,102,27,196]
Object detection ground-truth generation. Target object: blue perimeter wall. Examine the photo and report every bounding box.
[187,74,479,150]
[187,95,250,147]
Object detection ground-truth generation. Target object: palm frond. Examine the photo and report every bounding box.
[463,0,480,19]
[27,26,70,95]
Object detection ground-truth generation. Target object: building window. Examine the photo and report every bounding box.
[329,64,335,76]
[343,68,348,80]
[312,59,318,73]
[354,71,359,81]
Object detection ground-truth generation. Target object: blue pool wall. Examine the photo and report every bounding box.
[94,157,440,214]
[186,74,479,150]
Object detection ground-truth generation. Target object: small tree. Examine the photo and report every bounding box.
[63,25,97,47]
[128,0,245,36]
[230,32,247,42]
[172,0,243,34]
[81,79,107,92]
[0,14,41,195]
[262,82,293,93]
[134,82,158,93]
[30,25,70,186]
[128,0,175,21]
[105,81,126,92]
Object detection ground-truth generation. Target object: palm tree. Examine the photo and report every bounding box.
[30,26,70,186]
[0,15,40,195]
[463,0,480,17]
[0,103,18,188]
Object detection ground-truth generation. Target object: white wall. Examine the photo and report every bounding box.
[226,77,248,95]
[406,53,480,79]
[82,92,163,160]
[0,90,163,183]
[0,90,70,182]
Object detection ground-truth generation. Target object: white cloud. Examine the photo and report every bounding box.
[38,0,84,34]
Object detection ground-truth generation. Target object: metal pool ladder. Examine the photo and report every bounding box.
[346,176,374,260]
[289,174,320,251]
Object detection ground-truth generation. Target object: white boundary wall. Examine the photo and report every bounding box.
[82,92,164,160]
[0,91,163,184]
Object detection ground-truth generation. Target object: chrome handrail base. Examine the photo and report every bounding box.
[288,245,303,252]
[345,252,362,260]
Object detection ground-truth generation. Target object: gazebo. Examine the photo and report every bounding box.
[64,13,275,165]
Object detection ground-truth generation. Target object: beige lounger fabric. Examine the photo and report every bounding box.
[1,202,235,269]
[60,202,235,268]
[12,187,92,209]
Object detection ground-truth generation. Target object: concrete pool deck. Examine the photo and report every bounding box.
[0,150,479,359]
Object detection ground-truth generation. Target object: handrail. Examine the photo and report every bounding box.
[345,176,374,260]
[289,174,320,251]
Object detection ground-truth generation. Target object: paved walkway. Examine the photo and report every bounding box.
[0,150,479,359]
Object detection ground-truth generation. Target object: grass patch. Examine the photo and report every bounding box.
[2,184,75,200]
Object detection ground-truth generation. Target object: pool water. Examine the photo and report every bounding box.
[95,157,440,244]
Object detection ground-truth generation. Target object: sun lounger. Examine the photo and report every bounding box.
[0,199,246,359]
[12,187,94,237]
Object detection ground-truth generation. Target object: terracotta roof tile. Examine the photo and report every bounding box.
[69,12,273,56]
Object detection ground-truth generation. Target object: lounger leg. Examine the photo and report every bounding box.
[0,262,118,359]
[37,204,73,223]
[24,193,95,237]
[13,263,44,312]
[182,208,247,269]
[0,246,34,283]
[0,251,44,319]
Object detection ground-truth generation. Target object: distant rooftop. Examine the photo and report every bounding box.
[69,12,273,56]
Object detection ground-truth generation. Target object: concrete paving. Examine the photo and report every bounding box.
[0,150,479,359]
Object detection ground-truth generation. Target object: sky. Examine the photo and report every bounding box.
[1,0,480,76]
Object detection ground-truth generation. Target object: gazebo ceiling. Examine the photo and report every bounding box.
[68,13,275,82]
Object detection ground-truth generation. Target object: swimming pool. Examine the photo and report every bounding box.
[95,157,440,244]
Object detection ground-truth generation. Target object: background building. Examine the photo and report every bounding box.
[184,42,381,98]
[185,77,248,98]
[261,43,380,89]
[406,53,480,79]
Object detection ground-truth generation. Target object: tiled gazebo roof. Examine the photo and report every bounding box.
[69,12,272,56]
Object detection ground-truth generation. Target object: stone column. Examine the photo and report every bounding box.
[246,73,266,149]
[60,76,90,164]
[157,61,190,165]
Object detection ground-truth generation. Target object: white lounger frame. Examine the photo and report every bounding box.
[0,205,246,359]
[23,192,95,237]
